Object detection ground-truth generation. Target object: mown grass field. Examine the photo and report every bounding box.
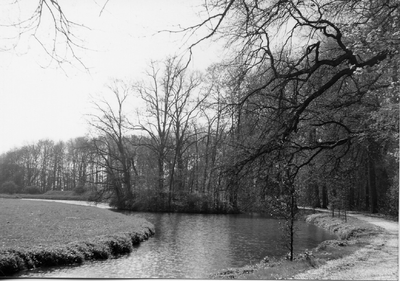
[0,190,91,202]
[0,199,147,249]
[0,198,154,276]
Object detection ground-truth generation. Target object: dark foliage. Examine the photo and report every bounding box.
[21,186,42,194]
[0,181,19,195]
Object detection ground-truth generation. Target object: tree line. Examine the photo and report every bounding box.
[0,1,398,218]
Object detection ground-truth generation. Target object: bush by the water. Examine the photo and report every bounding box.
[21,186,42,194]
[73,185,87,195]
[108,190,239,213]
[0,181,19,194]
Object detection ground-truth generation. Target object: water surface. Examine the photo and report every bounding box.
[19,211,336,278]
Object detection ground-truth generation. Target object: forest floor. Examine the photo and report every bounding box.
[212,209,398,280]
[0,198,154,276]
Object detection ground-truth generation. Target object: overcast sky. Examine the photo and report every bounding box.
[0,0,222,154]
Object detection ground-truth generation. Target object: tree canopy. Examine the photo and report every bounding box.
[0,0,398,217]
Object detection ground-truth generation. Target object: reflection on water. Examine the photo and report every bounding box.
[19,212,336,278]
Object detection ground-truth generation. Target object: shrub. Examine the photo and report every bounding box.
[379,172,399,217]
[22,186,42,194]
[0,181,19,194]
[381,183,399,217]
[129,190,169,212]
[73,186,86,195]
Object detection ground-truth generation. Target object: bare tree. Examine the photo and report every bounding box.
[19,144,41,188]
[37,139,54,192]
[180,0,397,160]
[175,0,398,255]
[134,57,205,208]
[1,1,88,67]
[168,68,204,201]
[134,59,174,195]
[88,80,137,208]
[66,137,91,191]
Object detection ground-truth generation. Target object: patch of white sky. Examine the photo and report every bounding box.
[0,0,224,154]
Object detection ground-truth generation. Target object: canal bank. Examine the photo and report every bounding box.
[0,199,155,276]
[17,210,337,278]
[2,198,396,279]
[212,211,398,280]
[294,212,399,280]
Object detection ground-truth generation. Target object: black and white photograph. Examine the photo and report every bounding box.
[0,0,398,279]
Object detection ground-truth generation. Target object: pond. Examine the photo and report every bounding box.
[19,210,336,278]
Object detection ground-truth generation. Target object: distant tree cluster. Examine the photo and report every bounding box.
[0,138,95,196]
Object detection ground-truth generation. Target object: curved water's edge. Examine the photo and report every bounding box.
[209,212,339,277]
[13,201,337,278]
[211,212,387,279]
[0,200,155,277]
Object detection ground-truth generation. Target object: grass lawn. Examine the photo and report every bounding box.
[0,190,92,202]
[0,198,154,276]
[0,198,151,249]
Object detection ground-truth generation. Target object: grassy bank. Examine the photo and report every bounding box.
[0,190,92,201]
[0,199,154,276]
[211,212,384,279]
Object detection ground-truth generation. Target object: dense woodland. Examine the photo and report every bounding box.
[0,0,398,216]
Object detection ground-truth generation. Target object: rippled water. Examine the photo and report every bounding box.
[20,212,336,278]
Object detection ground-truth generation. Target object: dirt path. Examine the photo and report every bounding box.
[294,211,399,280]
